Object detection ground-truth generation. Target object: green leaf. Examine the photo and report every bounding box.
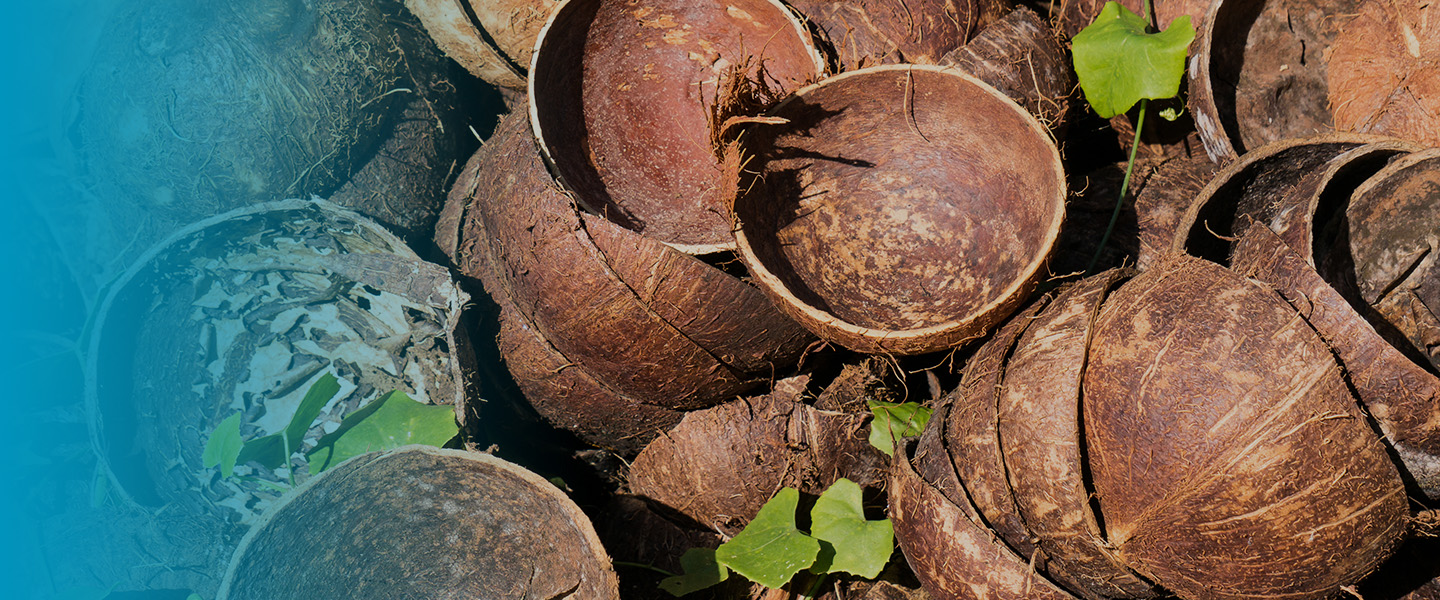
[808,479,894,578]
[867,400,932,457]
[237,373,341,469]
[307,390,459,472]
[1072,2,1195,118]
[187,595,203,600]
[715,488,820,589]
[203,412,244,478]
[659,548,731,596]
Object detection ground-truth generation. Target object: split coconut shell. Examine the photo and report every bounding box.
[437,108,814,440]
[1084,254,1408,600]
[218,446,619,600]
[1327,0,1440,147]
[1188,0,1368,162]
[404,0,559,88]
[940,6,1076,136]
[529,0,826,252]
[73,0,449,240]
[731,64,1065,355]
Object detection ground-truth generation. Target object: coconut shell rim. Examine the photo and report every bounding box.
[732,63,1066,355]
[525,0,829,256]
[214,444,619,600]
[84,198,473,508]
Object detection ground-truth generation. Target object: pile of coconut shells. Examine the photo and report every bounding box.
[75,0,1440,598]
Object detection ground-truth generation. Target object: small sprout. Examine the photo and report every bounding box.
[238,373,341,469]
[1159,106,1185,121]
[203,412,244,478]
[307,390,459,473]
[660,548,731,596]
[1072,2,1195,118]
[867,400,932,457]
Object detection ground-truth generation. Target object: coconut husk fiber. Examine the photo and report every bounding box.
[218,446,619,600]
[786,0,997,71]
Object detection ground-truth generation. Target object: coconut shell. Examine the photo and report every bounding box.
[944,298,1050,559]
[627,375,886,536]
[439,108,813,411]
[529,0,825,252]
[940,6,1074,136]
[1339,149,1440,370]
[1327,0,1440,147]
[1189,0,1366,162]
[1233,223,1440,501]
[1083,254,1408,600]
[74,0,443,241]
[890,437,1081,600]
[732,64,1065,355]
[1050,0,1208,40]
[599,495,757,600]
[994,270,1158,600]
[1133,151,1219,270]
[405,0,526,87]
[218,446,619,600]
[786,0,988,71]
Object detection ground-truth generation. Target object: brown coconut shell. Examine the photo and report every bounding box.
[1188,0,1367,163]
[599,495,758,600]
[1133,150,1220,270]
[1327,0,1440,147]
[993,270,1159,600]
[944,298,1051,560]
[1336,148,1440,371]
[218,446,619,600]
[529,0,825,252]
[940,6,1075,136]
[627,375,886,536]
[1082,254,1408,600]
[437,108,814,412]
[1233,223,1440,501]
[731,64,1066,355]
[88,199,475,516]
[404,0,558,88]
[890,437,1081,600]
[785,0,991,71]
[1050,0,1208,40]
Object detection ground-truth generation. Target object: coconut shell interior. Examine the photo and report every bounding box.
[733,64,1064,355]
[1083,254,1408,600]
[785,0,982,71]
[219,446,619,600]
[530,0,823,251]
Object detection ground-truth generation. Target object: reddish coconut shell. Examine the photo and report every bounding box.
[890,437,1081,600]
[437,108,813,412]
[1188,0,1367,162]
[732,64,1065,355]
[1133,151,1219,270]
[1327,0,1440,147]
[627,376,885,536]
[529,0,825,252]
[994,270,1158,600]
[1083,254,1408,600]
[1051,0,1208,40]
[940,6,1075,136]
[785,0,987,71]
[405,0,528,87]
[218,446,619,600]
[1233,223,1440,500]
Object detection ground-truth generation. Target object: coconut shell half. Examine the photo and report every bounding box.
[1083,254,1408,600]
[940,6,1075,136]
[529,0,825,252]
[786,0,987,71]
[732,64,1065,355]
[218,446,619,600]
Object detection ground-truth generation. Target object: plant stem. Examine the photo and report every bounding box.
[1084,98,1147,276]
[800,574,829,600]
[612,561,677,578]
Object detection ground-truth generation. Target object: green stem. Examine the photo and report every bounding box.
[800,574,829,600]
[1084,98,1147,276]
[612,561,677,578]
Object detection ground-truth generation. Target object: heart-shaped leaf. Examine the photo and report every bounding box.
[808,478,894,578]
[202,412,244,478]
[307,390,459,472]
[867,400,932,457]
[714,488,820,589]
[1072,2,1195,118]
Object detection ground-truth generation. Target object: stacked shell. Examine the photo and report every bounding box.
[891,256,1412,600]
